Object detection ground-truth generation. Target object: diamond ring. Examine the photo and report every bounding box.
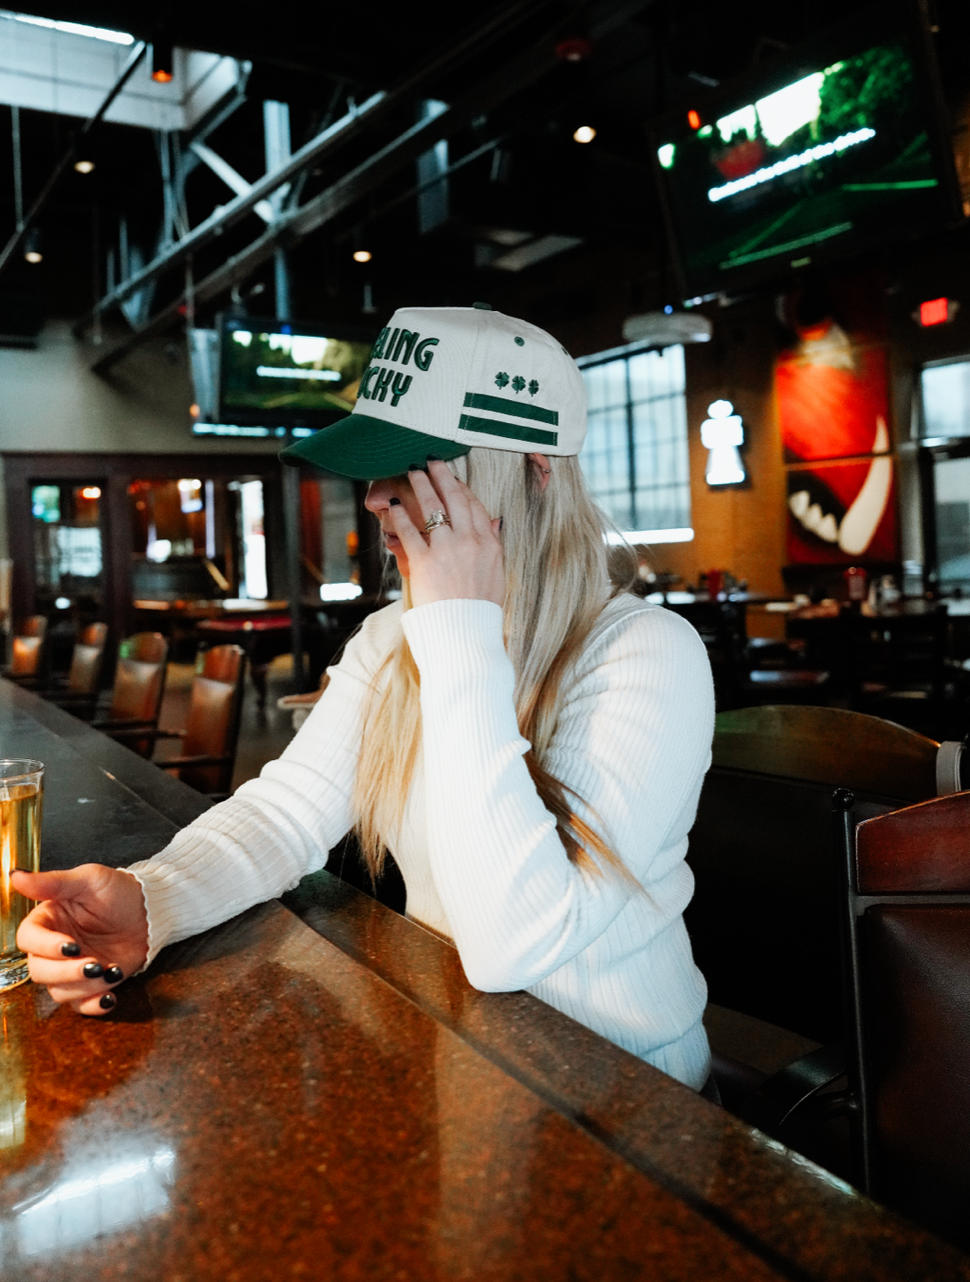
[424,509,451,533]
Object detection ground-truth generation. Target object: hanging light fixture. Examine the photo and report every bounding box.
[74,159,95,174]
[151,40,174,83]
[573,125,596,144]
[353,249,373,263]
[23,227,42,264]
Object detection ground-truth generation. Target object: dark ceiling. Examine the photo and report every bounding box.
[1,0,968,352]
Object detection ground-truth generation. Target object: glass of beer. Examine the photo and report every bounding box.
[0,760,44,991]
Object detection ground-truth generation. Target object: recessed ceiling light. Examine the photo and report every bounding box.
[74,159,95,174]
[573,125,596,144]
[353,250,373,263]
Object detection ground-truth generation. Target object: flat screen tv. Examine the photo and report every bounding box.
[219,317,375,427]
[654,3,960,300]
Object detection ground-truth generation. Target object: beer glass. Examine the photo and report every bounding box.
[0,760,44,991]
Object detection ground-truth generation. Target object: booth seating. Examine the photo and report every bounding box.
[88,632,170,758]
[151,644,247,799]
[832,789,970,1248]
[689,705,965,1151]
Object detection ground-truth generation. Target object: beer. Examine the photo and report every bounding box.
[0,761,44,991]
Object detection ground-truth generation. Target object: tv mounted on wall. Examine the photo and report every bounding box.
[654,2,961,300]
[218,317,375,428]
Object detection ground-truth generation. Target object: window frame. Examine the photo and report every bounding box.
[576,340,693,542]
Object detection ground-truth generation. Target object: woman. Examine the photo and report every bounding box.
[14,305,715,1090]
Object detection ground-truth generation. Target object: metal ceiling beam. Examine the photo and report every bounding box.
[190,141,277,224]
[73,88,388,334]
[90,0,657,374]
[74,0,558,338]
[0,39,147,279]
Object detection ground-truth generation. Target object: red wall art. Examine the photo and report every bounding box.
[776,274,897,564]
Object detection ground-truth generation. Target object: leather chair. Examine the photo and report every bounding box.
[690,705,964,1043]
[833,789,970,1247]
[44,622,109,713]
[90,633,169,758]
[152,645,246,798]
[5,616,48,686]
[689,706,965,1136]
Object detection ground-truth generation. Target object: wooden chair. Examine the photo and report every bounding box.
[833,789,970,1247]
[152,645,246,798]
[117,631,168,665]
[5,616,48,686]
[90,633,169,758]
[690,706,963,1047]
[44,623,109,713]
[689,704,966,1148]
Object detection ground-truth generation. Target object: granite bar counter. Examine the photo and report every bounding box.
[0,678,968,1280]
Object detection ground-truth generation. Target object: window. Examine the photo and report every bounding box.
[922,358,970,440]
[578,345,692,540]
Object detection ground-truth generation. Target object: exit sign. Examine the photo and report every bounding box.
[919,297,959,326]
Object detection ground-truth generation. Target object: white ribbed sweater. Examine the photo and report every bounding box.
[127,594,715,1089]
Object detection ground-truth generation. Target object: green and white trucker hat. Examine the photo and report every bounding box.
[279,304,587,480]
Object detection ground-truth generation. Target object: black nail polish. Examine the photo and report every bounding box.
[389,496,401,506]
[61,942,81,958]
[83,962,104,979]
[99,992,117,1010]
[408,461,423,472]
[103,966,124,984]
[499,517,504,532]
[426,453,442,462]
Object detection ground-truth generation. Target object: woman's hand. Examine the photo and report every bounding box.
[388,458,505,609]
[12,865,149,1016]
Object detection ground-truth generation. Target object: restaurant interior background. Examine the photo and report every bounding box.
[6,4,970,1266]
[1,0,970,704]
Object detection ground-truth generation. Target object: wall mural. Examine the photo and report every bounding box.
[775,274,897,564]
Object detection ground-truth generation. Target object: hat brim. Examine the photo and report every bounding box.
[279,412,469,480]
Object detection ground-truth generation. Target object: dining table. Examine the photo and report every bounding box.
[0,676,968,1281]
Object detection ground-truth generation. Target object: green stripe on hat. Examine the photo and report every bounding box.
[463,392,559,425]
[458,413,558,447]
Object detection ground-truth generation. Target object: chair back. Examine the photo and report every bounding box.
[198,644,244,686]
[66,645,104,697]
[178,645,246,793]
[118,631,168,664]
[19,616,47,640]
[687,706,950,1041]
[109,659,167,722]
[712,705,942,801]
[8,615,48,679]
[79,622,109,649]
[64,623,109,697]
[840,793,970,1247]
[107,639,168,757]
[9,635,44,678]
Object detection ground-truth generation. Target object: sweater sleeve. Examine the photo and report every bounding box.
[401,597,714,992]
[124,606,398,966]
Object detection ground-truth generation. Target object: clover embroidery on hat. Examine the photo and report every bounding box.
[495,372,540,395]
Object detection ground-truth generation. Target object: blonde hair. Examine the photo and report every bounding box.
[352,447,638,883]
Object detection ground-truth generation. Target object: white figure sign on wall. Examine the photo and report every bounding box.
[701,399,746,486]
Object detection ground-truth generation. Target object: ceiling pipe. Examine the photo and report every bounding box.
[0,40,148,280]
